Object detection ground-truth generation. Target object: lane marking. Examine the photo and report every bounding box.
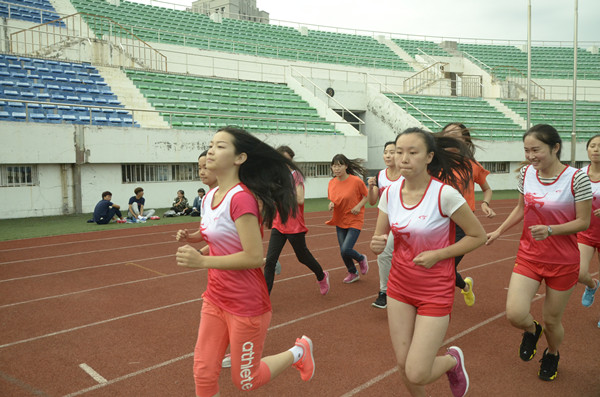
[125,262,166,276]
[79,363,107,384]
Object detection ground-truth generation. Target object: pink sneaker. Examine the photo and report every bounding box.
[292,335,315,381]
[343,272,359,284]
[317,271,330,295]
[446,346,469,397]
[358,255,369,275]
[116,219,126,223]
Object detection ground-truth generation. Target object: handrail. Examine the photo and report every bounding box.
[289,66,365,126]
[0,98,345,133]
[491,65,546,100]
[403,61,448,94]
[367,73,443,128]
[9,12,167,72]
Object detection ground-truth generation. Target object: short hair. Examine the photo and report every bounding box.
[277,145,295,159]
[134,187,144,195]
[178,189,185,195]
[102,191,112,198]
[198,188,205,193]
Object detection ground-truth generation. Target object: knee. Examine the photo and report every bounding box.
[505,307,528,328]
[403,364,429,386]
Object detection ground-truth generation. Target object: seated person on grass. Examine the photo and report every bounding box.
[128,187,155,221]
[93,191,125,224]
[170,190,191,215]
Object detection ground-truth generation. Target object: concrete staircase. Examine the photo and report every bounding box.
[96,66,169,129]
[377,37,422,72]
[486,98,527,130]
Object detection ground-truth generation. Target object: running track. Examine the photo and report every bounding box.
[1,200,599,396]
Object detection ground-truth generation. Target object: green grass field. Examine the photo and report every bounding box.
[0,191,519,242]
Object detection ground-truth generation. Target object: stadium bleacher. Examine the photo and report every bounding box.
[0,54,137,126]
[127,70,336,134]
[0,0,65,27]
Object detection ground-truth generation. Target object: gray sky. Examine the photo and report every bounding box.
[134,0,599,43]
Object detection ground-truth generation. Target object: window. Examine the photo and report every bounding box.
[122,164,198,183]
[0,165,38,187]
[480,162,509,174]
[574,161,589,169]
[298,162,331,178]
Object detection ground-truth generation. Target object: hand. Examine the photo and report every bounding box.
[594,208,600,218]
[481,204,496,218]
[412,250,440,269]
[176,245,205,268]
[328,201,335,211]
[370,234,388,255]
[176,229,188,242]
[367,177,377,188]
[529,225,550,241]
[350,205,361,215]
[485,230,500,246]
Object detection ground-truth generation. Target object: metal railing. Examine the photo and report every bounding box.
[9,12,167,72]
[491,65,546,100]
[403,61,448,94]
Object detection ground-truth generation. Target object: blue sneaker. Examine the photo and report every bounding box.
[582,279,600,307]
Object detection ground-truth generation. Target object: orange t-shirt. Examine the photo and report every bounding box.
[453,160,490,211]
[326,174,368,229]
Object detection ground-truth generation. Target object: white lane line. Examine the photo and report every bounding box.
[79,363,107,384]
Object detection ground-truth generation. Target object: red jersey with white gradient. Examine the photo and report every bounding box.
[578,165,600,244]
[272,170,308,234]
[200,183,271,317]
[377,168,402,197]
[383,177,465,307]
[517,165,579,266]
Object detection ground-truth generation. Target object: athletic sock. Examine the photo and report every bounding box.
[288,345,304,364]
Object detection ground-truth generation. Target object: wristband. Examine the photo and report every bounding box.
[482,201,489,206]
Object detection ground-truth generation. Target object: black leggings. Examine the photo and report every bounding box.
[264,228,325,293]
[454,225,466,289]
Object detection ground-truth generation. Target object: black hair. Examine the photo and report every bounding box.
[442,122,475,155]
[396,127,473,192]
[198,188,205,193]
[523,124,562,160]
[277,145,295,159]
[383,141,396,151]
[586,134,600,149]
[102,191,112,198]
[198,149,208,159]
[178,190,185,195]
[330,154,368,179]
[217,126,301,228]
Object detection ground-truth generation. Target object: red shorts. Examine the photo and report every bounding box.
[387,289,453,317]
[578,233,600,250]
[513,258,578,291]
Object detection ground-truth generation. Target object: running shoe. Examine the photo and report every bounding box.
[446,346,469,397]
[275,260,282,275]
[116,219,126,223]
[292,335,315,381]
[538,349,559,381]
[372,291,387,309]
[221,353,231,368]
[582,279,599,307]
[343,272,360,284]
[317,271,330,295]
[461,277,475,306]
[358,255,369,275]
[519,320,543,361]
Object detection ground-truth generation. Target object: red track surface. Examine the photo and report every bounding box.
[1,200,599,396]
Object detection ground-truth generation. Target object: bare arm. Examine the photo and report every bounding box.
[479,181,496,218]
[296,183,305,205]
[486,194,525,245]
[370,210,391,255]
[367,177,379,206]
[351,195,369,215]
[529,199,591,240]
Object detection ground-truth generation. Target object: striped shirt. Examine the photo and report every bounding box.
[518,165,592,202]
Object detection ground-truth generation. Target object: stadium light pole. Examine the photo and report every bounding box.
[570,0,578,166]
[526,0,531,130]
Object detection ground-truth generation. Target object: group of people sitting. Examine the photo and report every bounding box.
[91,187,207,224]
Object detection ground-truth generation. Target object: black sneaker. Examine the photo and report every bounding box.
[372,292,387,309]
[538,349,559,381]
[519,320,543,361]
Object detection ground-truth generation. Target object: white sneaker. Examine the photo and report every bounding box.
[222,353,231,368]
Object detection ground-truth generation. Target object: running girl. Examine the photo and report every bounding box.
[175,127,315,396]
[486,124,592,382]
[264,146,330,295]
[326,154,369,283]
[578,134,600,326]
[367,141,402,308]
[371,128,486,397]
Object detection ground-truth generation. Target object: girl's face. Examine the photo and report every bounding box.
[177,191,184,198]
[395,133,433,179]
[331,161,348,178]
[587,137,600,164]
[383,144,396,167]
[523,135,559,171]
[207,130,245,173]
[198,156,217,187]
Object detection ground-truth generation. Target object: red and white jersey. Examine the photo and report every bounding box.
[578,165,600,244]
[518,165,579,266]
[377,168,402,197]
[382,177,465,307]
[272,170,308,234]
[200,183,271,317]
